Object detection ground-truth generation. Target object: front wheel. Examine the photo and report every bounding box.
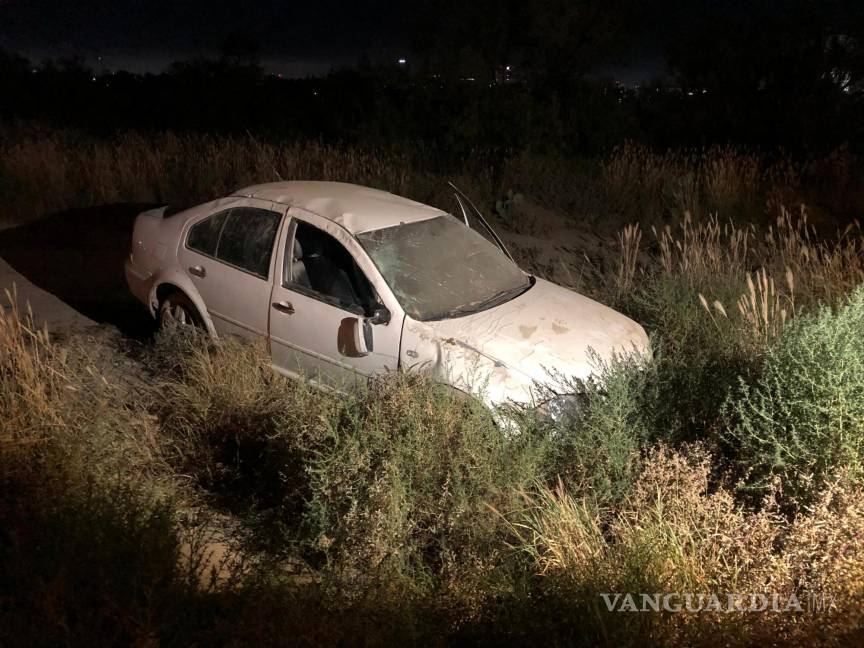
[159,291,203,330]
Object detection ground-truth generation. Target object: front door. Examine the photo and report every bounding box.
[268,209,402,387]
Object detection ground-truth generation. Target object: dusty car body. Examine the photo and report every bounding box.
[125,181,649,411]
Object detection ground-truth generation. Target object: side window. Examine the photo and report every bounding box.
[285,220,377,314]
[216,208,282,279]
[187,210,229,257]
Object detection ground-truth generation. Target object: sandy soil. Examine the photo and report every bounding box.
[493,198,624,293]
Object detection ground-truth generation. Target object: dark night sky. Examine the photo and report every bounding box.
[0,0,412,75]
[0,0,674,80]
[3,1,860,83]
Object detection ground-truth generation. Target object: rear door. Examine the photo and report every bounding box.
[177,199,284,339]
[268,208,403,386]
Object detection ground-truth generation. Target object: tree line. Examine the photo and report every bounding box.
[1,0,862,156]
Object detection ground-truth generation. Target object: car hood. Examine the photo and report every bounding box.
[417,277,649,404]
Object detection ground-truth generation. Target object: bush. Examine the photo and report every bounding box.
[542,353,659,505]
[725,285,864,504]
[0,480,185,647]
[152,330,327,515]
[301,372,548,602]
[598,276,760,456]
[152,333,549,606]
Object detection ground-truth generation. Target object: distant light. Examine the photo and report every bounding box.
[687,91,694,96]
[397,58,407,65]
[91,76,97,82]
[505,65,511,72]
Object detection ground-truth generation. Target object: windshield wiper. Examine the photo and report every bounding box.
[429,276,534,320]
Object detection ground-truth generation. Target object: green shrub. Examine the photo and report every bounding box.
[616,275,761,445]
[542,353,659,505]
[300,372,548,599]
[540,273,757,501]
[725,285,864,504]
[152,334,548,601]
[152,332,328,515]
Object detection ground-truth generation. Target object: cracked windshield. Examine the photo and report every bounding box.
[357,214,530,320]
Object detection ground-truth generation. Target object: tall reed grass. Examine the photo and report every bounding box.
[2,126,862,231]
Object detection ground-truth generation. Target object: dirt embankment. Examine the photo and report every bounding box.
[493,197,623,292]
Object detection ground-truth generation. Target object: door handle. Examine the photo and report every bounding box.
[272,300,295,315]
[188,265,206,278]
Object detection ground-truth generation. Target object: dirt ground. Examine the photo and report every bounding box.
[490,197,633,299]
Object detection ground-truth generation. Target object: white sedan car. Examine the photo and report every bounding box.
[125,181,648,410]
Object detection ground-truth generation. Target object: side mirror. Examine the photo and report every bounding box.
[368,305,391,325]
[344,307,388,357]
[353,316,374,355]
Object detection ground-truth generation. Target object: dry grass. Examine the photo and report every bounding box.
[733,268,795,344]
[0,131,425,226]
[653,213,753,282]
[599,143,766,224]
[3,127,861,234]
[615,224,641,298]
[613,205,863,346]
[0,287,171,495]
[634,193,862,305]
[512,446,864,646]
[0,286,65,443]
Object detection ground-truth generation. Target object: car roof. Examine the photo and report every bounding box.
[232,181,445,234]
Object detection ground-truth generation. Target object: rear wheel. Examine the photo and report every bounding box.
[159,291,203,330]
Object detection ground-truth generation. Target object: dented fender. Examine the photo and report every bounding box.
[398,277,650,410]
[400,317,537,408]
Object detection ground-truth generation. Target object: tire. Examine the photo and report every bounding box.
[158,291,203,330]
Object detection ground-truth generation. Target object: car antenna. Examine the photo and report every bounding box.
[447,181,515,262]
